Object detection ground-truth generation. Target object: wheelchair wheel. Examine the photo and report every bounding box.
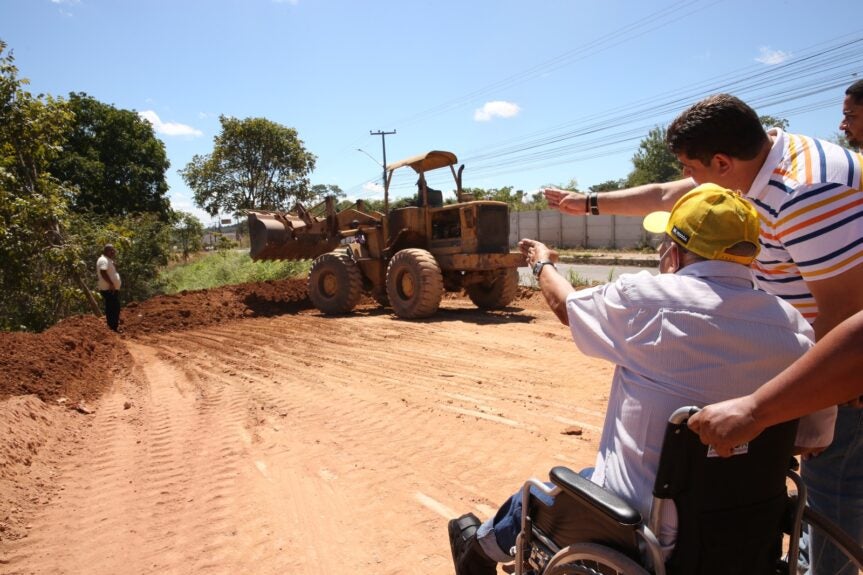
[803,505,863,571]
[545,542,650,575]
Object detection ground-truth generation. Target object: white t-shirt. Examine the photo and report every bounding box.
[96,254,121,290]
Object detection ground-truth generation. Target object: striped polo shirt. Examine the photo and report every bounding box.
[746,129,863,322]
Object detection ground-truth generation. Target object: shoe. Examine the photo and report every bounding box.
[448,512,497,575]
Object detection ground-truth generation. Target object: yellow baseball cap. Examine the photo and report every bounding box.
[642,183,761,265]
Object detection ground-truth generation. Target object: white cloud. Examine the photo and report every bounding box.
[362,181,383,195]
[51,0,79,17]
[755,46,791,65]
[138,110,203,137]
[474,100,521,122]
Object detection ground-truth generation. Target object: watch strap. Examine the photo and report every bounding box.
[589,191,600,215]
[533,260,556,278]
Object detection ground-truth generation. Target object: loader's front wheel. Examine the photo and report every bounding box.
[386,248,443,319]
[308,252,363,314]
[466,267,519,309]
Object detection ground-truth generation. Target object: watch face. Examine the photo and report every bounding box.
[533,261,548,277]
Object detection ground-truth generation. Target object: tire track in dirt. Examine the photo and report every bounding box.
[153,308,609,573]
[2,302,613,574]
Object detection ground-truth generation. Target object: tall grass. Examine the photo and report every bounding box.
[160,250,310,293]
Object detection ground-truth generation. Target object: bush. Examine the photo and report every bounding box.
[160,250,309,293]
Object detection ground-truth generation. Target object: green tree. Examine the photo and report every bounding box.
[627,126,681,186]
[527,190,548,210]
[114,213,173,301]
[590,179,627,192]
[172,211,204,261]
[558,178,579,192]
[832,132,853,149]
[309,183,345,205]
[0,40,80,331]
[759,114,789,131]
[0,42,176,331]
[50,92,171,220]
[181,115,317,216]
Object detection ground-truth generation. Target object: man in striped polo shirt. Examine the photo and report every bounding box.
[841,79,863,150]
[542,93,863,575]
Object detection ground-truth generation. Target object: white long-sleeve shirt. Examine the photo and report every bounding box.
[566,259,835,552]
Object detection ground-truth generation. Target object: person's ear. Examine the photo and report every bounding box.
[667,242,681,272]
[712,153,734,176]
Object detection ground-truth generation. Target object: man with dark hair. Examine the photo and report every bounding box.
[666,93,769,163]
[841,79,863,149]
[542,92,863,575]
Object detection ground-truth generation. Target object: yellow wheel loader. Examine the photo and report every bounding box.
[247,150,526,319]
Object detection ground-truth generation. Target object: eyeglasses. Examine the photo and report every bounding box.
[658,237,675,261]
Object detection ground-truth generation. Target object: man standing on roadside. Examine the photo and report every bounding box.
[96,244,121,332]
[841,79,863,150]
[543,92,863,575]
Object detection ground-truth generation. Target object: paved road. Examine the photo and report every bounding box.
[518,262,658,286]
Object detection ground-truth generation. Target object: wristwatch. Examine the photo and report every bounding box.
[532,260,556,279]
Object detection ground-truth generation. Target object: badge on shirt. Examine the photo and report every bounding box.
[707,443,749,458]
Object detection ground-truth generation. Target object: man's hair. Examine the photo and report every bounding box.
[846,80,863,105]
[666,94,768,165]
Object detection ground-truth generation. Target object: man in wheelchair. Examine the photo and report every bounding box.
[448,184,836,575]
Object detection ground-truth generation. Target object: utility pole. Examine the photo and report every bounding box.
[370,129,396,210]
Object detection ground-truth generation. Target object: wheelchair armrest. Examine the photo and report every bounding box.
[549,466,642,526]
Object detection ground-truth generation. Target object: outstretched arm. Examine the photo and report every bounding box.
[688,309,863,454]
[518,238,574,326]
[544,178,695,217]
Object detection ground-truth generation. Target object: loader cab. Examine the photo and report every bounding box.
[383,150,510,255]
[383,150,463,211]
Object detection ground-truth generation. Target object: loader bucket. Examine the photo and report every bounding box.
[248,211,340,261]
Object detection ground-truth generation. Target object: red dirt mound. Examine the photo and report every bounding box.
[1,279,543,404]
[0,279,311,403]
[0,315,124,404]
[121,278,311,336]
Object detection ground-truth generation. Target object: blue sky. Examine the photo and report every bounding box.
[2,0,861,225]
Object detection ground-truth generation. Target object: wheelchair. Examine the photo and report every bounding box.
[513,406,863,575]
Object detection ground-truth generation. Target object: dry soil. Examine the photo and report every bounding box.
[0,279,614,574]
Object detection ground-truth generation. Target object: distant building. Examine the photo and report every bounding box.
[202,230,240,249]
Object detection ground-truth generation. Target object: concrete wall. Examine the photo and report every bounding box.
[509,210,652,249]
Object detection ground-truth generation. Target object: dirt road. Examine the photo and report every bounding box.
[0,284,612,574]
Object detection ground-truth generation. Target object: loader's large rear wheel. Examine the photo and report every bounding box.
[308,252,363,314]
[386,248,443,319]
[466,267,519,309]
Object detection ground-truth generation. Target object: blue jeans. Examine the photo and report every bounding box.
[802,406,863,575]
[477,468,594,563]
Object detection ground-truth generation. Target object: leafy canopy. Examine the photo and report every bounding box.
[181,115,317,216]
[172,211,204,261]
[0,40,176,331]
[0,40,78,330]
[49,92,172,220]
[627,126,682,186]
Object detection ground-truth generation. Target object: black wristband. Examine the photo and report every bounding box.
[589,191,600,215]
